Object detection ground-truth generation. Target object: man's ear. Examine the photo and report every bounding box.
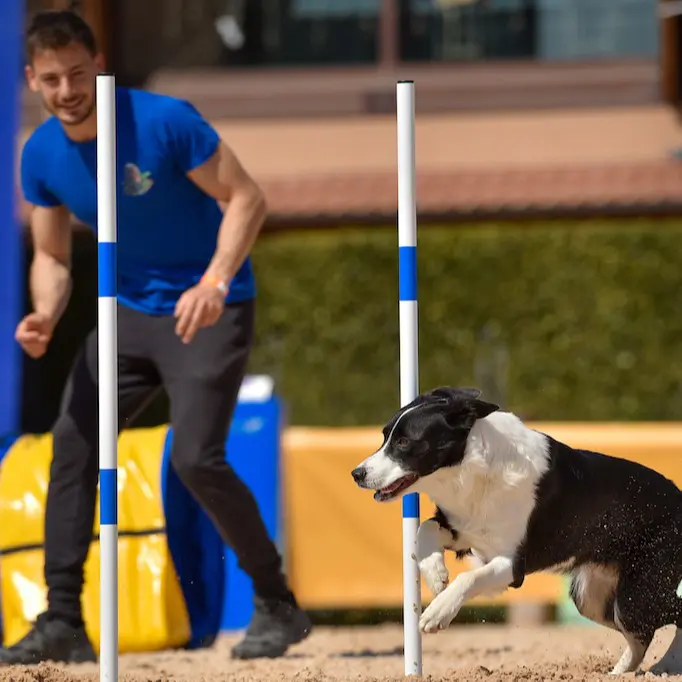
[25,65,39,92]
[473,399,499,419]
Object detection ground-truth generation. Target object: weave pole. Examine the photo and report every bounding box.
[96,72,119,682]
[396,80,422,677]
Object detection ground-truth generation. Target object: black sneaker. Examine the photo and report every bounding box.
[0,613,97,665]
[231,596,312,660]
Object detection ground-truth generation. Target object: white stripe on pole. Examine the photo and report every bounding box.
[96,72,118,682]
[396,79,422,677]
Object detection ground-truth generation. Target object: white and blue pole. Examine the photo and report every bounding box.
[397,80,422,677]
[96,72,118,682]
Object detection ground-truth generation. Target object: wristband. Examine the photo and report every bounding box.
[200,274,229,295]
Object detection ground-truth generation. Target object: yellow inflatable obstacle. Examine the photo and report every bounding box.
[0,426,190,653]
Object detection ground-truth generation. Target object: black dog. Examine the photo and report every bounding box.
[351,387,682,675]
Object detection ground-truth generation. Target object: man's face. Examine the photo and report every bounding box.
[26,42,103,127]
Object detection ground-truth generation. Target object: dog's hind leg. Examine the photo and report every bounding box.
[568,564,651,674]
[610,631,651,676]
[569,564,619,630]
[609,594,654,675]
[618,532,682,676]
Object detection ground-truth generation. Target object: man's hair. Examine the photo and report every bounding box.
[26,10,97,62]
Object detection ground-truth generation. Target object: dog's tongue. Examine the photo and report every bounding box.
[382,477,408,494]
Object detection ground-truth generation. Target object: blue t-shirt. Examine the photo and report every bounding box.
[20,87,256,315]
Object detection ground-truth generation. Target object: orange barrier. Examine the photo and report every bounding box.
[282,423,682,610]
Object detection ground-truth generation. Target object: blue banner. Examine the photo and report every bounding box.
[0,0,25,435]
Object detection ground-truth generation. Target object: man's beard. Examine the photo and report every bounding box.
[43,95,95,127]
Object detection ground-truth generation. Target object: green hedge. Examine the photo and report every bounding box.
[246,219,682,426]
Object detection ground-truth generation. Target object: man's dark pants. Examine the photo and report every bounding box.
[44,298,289,626]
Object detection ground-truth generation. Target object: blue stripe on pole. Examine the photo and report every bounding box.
[100,468,117,525]
[98,242,116,297]
[398,246,417,302]
[402,493,419,519]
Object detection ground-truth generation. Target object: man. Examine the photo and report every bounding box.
[3,9,311,665]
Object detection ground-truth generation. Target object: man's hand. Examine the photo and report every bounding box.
[174,282,226,344]
[15,312,54,359]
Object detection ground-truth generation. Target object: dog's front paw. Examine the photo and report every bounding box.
[419,588,462,634]
[419,553,449,597]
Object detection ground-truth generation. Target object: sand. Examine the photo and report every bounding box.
[1,623,681,682]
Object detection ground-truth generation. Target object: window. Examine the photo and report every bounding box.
[535,0,658,61]
[259,0,381,65]
[399,0,659,63]
[400,0,537,61]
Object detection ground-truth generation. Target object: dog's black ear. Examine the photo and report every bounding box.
[473,399,499,419]
[429,386,482,402]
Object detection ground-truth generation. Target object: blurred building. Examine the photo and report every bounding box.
[19,0,682,226]
[26,0,666,115]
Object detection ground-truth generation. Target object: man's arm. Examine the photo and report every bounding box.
[29,204,73,328]
[187,140,267,286]
[20,135,72,330]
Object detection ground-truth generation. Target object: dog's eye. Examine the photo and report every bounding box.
[395,437,410,448]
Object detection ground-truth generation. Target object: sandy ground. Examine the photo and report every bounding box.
[1,623,682,682]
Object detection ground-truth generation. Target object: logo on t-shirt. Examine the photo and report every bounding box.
[123,163,154,196]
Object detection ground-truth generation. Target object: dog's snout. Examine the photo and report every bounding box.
[352,466,367,484]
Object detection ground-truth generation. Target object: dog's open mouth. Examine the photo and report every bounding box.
[373,473,418,501]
